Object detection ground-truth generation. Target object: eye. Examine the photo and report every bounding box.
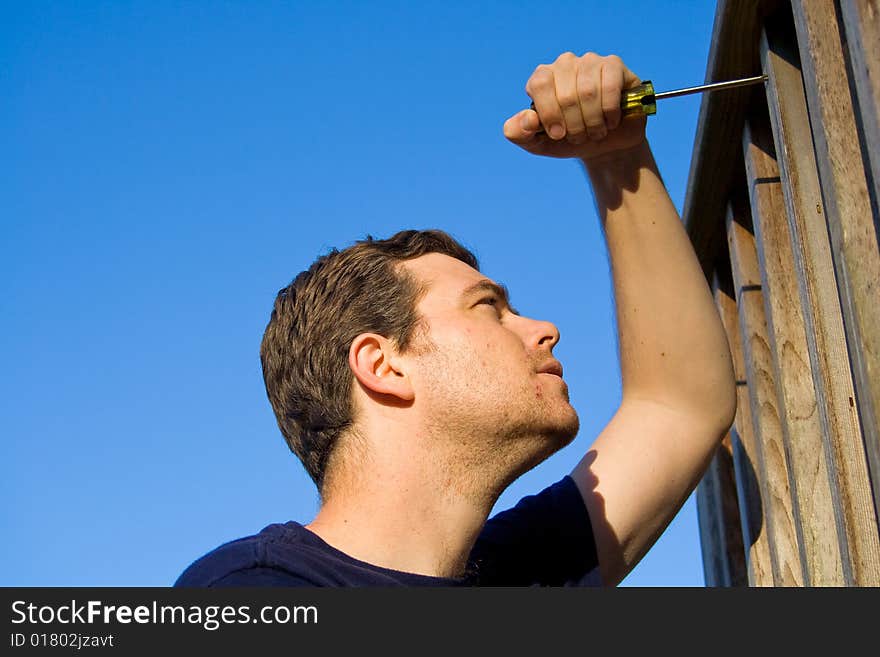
[476,296,506,318]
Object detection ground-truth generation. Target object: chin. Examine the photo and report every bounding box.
[550,416,580,449]
[508,421,580,483]
[552,404,580,440]
[533,409,580,457]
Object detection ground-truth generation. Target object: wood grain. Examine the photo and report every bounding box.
[726,199,804,585]
[791,0,880,548]
[712,265,773,586]
[839,0,880,225]
[743,115,845,585]
[762,19,880,584]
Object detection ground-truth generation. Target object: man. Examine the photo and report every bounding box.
[175,52,736,587]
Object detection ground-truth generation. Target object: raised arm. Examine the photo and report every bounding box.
[504,52,736,586]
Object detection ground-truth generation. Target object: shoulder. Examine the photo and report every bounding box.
[174,520,449,587]
[480,475,591,537]
[174,522,320,587]
[468,476,601,586]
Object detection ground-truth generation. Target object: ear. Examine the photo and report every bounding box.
[348,333,415,402]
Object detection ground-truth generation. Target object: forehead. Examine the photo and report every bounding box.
[399,252,487,309]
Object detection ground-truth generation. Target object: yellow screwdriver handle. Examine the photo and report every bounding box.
[622,80,656,117]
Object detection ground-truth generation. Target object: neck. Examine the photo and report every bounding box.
[305,431,504,579]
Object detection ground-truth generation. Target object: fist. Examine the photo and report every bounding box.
[504,52,647,160]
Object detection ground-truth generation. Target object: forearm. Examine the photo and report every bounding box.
[583,141,735,426]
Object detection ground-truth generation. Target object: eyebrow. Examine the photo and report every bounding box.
[461,279,519,315]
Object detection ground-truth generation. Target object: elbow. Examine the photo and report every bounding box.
[697,365,737,438]
[714,384,737,440]
[680,362,738,439]
[694,345,738,437]
[716,352,738,434]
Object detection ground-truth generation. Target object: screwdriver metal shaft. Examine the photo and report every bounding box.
[654,74,768,100]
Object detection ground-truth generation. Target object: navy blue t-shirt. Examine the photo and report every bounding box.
[175,475,601,587]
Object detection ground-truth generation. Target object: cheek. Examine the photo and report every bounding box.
[437,321,532,380]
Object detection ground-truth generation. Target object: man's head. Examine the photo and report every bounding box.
[390,252,579,495]
[261,229,578,498]
[260,230,479,492]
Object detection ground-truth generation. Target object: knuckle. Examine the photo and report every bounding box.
[556,90,579,107]
[556,51,577,64]
[526,67,553,92]
[604,54,623,66]
[533,63,552,77]
[602,95,620,111]
[578,82,598,102]
[581,51,600,62]
[601,83,622,107]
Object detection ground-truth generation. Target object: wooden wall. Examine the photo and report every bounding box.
[690,0,880,586]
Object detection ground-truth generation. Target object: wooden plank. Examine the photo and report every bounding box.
[792,0,880,541]
[839,0,880,215]
[726,197,804,585]
[712,265,773,586]
[697,269,749,587]
[761,19,880,585]
[683,0,783,279]
[696,467,728,585]
[743,115,845,585]
[696,432,747,587]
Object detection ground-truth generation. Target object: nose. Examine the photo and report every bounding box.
[521,316,560,351]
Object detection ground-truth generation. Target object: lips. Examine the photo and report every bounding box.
[537,360,564,378]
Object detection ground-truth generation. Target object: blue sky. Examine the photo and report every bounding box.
[2,1,720,586]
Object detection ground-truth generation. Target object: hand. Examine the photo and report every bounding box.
[504,52,647,161]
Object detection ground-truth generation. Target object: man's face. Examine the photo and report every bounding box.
[400,253,579,470]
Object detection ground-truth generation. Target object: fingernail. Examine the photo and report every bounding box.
[549,124,565,139]
[520,115,532,131]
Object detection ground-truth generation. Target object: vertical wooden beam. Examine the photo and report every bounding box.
[683,0,782,278]
[696,432,747,587]
[791,0,880,537]
[697,268,749,587]
[726,197,804,585]
[838,0,880,219]
[711,263,773,586]
[761,19,880,584]
[743,115,845,585]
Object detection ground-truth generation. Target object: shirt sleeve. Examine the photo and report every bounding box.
[465,475,602,586]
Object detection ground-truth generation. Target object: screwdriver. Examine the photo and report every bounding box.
[529,74,768,132]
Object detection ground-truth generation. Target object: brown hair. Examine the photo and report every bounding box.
[260,229,479,492]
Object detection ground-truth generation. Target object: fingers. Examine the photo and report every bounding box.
[525,65,565,139]
[523,52,640,143]
[599,55,625,131]
[553,52,588,144]
[576,53,605,140]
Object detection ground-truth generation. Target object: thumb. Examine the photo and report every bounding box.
[503,109,540,145]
